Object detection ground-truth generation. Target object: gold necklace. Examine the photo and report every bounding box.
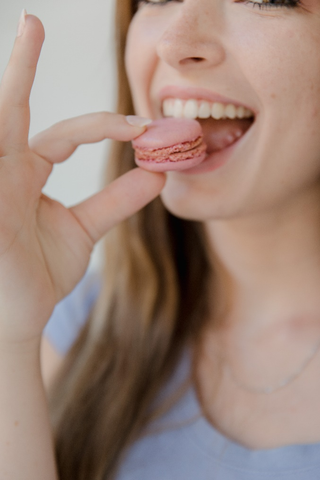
[224,338,320,395]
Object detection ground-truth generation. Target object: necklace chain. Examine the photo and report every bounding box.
[224,339,320,395]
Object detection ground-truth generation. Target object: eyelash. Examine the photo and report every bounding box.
[135,0,301,10]
[242,0,301,8]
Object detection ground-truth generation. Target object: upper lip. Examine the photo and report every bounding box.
[158,85,256,114]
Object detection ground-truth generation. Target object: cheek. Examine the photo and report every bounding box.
[229,16,320,112]
[229,15,320,179]
[125,16,162,114]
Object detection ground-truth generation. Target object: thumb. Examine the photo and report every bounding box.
[69,168,166,243]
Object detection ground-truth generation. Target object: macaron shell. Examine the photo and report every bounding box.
[132,118,204,149]
[135,149,207,172]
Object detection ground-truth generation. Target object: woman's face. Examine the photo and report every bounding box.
[125,0,320,221]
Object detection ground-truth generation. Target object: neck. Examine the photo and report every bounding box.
[205,186,320,333]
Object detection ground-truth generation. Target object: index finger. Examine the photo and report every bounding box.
[0,13,45,152]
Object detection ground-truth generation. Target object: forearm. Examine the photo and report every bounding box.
[0,339,58,480]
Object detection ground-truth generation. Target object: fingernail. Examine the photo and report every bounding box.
[17,9,27,37]
[126,115,153,127]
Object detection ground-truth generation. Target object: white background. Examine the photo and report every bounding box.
[0,0,117,270]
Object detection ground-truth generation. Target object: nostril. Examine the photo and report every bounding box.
[180,57,205,66]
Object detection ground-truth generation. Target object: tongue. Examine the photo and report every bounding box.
[199,118,253,153]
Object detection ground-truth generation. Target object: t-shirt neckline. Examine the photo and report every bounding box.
[165,346,320,473]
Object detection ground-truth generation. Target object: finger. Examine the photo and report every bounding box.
[69,168,166,243]
[0,14,45,151]
[29,113,150,164]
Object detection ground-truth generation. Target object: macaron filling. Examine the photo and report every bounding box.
[134,135,206,163]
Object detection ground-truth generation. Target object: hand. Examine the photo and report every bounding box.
[0,13,165,345]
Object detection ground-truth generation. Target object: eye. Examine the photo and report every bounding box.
[135,0,176,8]
[237,0,301,9]
[133,0,301,12]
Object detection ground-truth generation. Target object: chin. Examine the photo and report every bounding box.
[160,178,238,222]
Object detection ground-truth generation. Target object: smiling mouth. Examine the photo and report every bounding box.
[162,98,255,154]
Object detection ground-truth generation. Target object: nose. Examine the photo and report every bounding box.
[156,1,225,71]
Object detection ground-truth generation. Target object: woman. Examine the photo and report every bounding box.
[2,0,320,478]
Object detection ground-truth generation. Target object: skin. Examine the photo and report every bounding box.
[126,0,320,448]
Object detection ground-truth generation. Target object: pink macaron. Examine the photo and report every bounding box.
[132,118,208,172]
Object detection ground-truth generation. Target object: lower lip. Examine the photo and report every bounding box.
[180,121,254,175]
[181,137,243,175]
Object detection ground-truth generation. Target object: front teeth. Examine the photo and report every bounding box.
[162,98,253,120]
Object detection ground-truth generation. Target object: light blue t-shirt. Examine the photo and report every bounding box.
[44,272,320,479]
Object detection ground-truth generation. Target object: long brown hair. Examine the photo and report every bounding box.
[49,1,211,478]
